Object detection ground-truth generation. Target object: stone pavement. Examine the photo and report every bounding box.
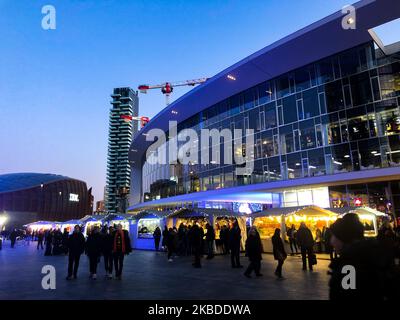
[0,240,330,300]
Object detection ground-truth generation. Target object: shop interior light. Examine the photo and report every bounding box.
[344,155,350,158]
[0,216,8,225]
[333,161,343,165]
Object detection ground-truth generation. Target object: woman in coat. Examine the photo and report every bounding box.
[272,228,287,278]
[85,226,102,280]
[244,227,263,278]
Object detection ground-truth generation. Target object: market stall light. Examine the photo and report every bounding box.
[0,215,8,225]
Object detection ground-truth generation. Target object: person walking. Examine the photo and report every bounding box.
[9,229,17,248]
[296,222,315,271]
[205,223,215,259]
[112,224,132,280]
[66,225,85,280]
[220,225,230,254]
[272,228,287,278]
[190,223,203,268]
[244,227,263,278]
[44,229,53,256]
[286,224,298,255]
[85,226,102,280]
[162,226,169,251]
[101,226,114,279]
[153,227,162,251]
[323,227,335,260]
[37,230,44,250]
[166,228,175,262]
[62,228,69,255]
[229,221,243,268]
[315,227,322,253]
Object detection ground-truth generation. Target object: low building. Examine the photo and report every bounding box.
[0,173,93,227]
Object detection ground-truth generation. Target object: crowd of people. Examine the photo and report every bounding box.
[2,214,400,299]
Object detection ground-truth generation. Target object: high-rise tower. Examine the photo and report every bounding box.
[106,87,139,214]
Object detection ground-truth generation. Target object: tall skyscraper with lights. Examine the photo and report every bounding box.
[106,87,139,213]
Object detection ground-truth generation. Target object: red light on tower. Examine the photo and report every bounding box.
[140,116,150,128]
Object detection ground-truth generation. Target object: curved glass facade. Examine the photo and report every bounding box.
[141,42,400,202]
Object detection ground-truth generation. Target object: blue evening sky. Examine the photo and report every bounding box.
[0,0,398,202]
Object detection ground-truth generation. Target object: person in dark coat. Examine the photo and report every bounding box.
[62,228,69,255]
[44,230,53,256]
[153,226,161,251]
[296,222,315,270]
[66,225,85,280]
[166,228,175,262]
[244,227,263,277]
[229,221,243,268]
[37,230,44,250]
[323,227,335,260]
[328,213,400,300]
[205,223,215,259]
[272,228,287,278]
[162,226,169,251]
[220,225,230,254]
[85,226,102,280]
[286,224,298,254]
[9,229,18,248]
[101,226,114,279]
[112,223,132,280]
[189,223,203,268]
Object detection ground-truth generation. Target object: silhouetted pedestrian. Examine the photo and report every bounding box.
[296,222,315,271]
[244,227,263,278]
[153,226,161,251]
[66,225,85,280]
[272,228,287,278]
[86,226,102,280]
[229,221,242,268]
[112,224,132,279]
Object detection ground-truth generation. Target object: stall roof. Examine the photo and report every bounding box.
[350,207,388,217]
[250,207,302,218]
[61,219,83,225]
[168,209,209,219]
[132,211,171,220]
[80,215,106,223]
[24,221,57,227]
[287,205,337,217]
[104,213,134,221]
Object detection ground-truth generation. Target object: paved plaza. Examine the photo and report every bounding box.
[0,240,330,300]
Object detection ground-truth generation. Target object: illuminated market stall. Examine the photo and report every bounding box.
[24,221,59,232]
[284,206,338,239]
[344,207,388,237]
[80,215,105,236]
[131,211,169,250]
[104,213,132,231]
[251,207,295,252]
[61,219,83,234]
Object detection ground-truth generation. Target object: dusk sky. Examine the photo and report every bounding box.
[1,0,398,203]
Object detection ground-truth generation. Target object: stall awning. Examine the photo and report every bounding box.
[132,211,170,220]
[350,207,388,217]
[61,219,83,225]
[250,206,303,218]
[80,215,106,223]
[167,208,209,219]
[286,205,337,217]
[24,221,55,227]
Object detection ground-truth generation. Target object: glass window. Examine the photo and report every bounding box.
[316,59,334,84]
[340,49,360,76]
[283,95,297,124]
[318,92,327,114]
[287,153,302,179]
[244,88,256,110]
[303,87,320,118]
[279,125,294,154]
[229,95,241,116]
[267,156,282,181]
[138,219,160,239]
[297,99,304,120]
[379,62,400,99]
[330,144,353,173]
[261,132,275,158]
[308,148,326,176]
[300,119,316,150]
[265,102,277,129]
[358,138,381,170]
[347,106,369,141]
[325,80,345,112]
[388,135,400,166]
[295,68,311,92]
[371,77,381,101]
[258,81,275,104]
[350,71,373,106]
[276,76,290,98]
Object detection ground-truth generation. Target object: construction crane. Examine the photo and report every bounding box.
[138,78,208,106]
[120,115,150,128]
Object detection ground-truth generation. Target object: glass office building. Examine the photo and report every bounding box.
[129,0,400,218]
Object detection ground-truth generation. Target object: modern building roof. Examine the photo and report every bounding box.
[129,0,400,166]
[0,173,74,194]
